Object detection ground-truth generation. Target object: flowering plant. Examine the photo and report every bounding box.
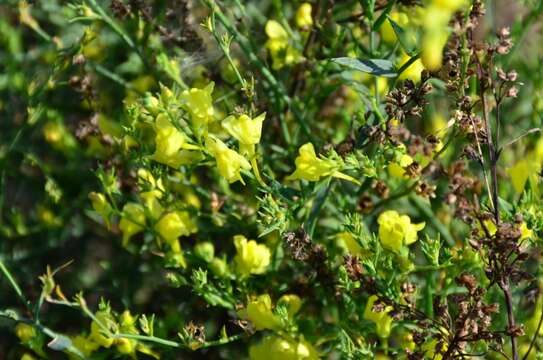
[1,1,543,359]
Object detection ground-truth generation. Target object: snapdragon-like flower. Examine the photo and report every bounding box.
[363,295,393,339]
[241,293,302,331]
[154,211,197,253]
[287,143,359,183]
[244,294,281,331]
[151,114,200,168]
[233,235,271,276]
[89,311,115,348]
[249,335,319,360]
[71,335,100,358]
[377,210,425,253]
[222,113,266,154]
[222,113,266,184]
[89,192,112,228]
[119,203,146,246]
[295,3,313,29]
[206,136,251,184]
[179,83,215,136]
[265,20,302,69]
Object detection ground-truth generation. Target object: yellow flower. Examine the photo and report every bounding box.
[222,113,266,184]
[115,338,135,355]
[43,120,77,152]
[420,0,466,71]
[180,82,215,136]
[154,211,197,253]
[233,235,271,276]
[206,136,251,184]
[151,114,200,168]
[295,3,313,29]
[89,192,112,227]
[508,137,543,193]
[278,294,302,317]
[140,191,163,220]
[363,295,393,338]
[15,323,36,342]
[265,20,301,69]
[508,159,532,193]
[249,335,319,360]
[380,12,409,43]
[71,335,99,357]
[337,231,364,256]
[89,311,115,348]
[244,294,281,331]
[520,222,533,240]
[377,210,425,253]
[483,219,532,241]
[222,113,266,154]
[398,52,426,83]
[388,154,414,178]
[287,143,359,183]
[119,203,146,246]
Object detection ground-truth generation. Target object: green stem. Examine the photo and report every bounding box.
[0,260,31,311]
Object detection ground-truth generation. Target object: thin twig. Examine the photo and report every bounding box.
[522,301,543,360]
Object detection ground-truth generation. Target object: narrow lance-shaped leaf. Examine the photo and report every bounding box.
[331,57,397,77]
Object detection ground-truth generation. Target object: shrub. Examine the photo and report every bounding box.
[1,0,543,359]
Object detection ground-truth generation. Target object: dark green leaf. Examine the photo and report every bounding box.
[331,57,397,77]
[387,15,417,56]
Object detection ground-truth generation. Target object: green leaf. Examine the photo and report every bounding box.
[373,0,396,31]
[387,15,417,56]
[331,57,397,77]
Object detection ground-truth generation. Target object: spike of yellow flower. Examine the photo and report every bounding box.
[377,210,425,253]
[207,136,251,184]
[233,235,271,276]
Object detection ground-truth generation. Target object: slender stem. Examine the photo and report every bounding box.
[305,179,333,238]
[478,66,499,224]
[501,281,518,360]
[0,260,31,311]
[522,300,543,360]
